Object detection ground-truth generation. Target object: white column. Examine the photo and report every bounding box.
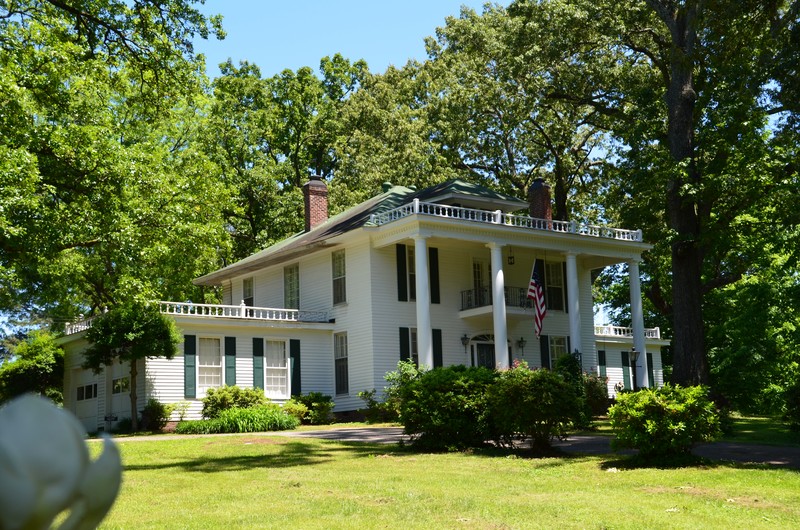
[628,259,649,387]
[414,235,433,368]
[488,243,509,369]
[565,253,581,357]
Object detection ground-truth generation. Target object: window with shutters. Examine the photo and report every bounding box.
[332,250,346,304]
[265,340,289,398]
[545,262,565,311]
[548,336,568,368]
[198,337,222,395]
[284,264,299,309]
[334,332,348,395]
[242,277,254,306]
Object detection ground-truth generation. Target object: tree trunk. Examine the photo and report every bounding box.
[656,0,711,385]
[129,359,139,431]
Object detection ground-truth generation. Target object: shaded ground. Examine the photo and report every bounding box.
[279,427,800,469]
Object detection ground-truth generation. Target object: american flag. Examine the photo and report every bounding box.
[527,262,547,338]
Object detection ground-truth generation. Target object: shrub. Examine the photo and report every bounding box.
[202,386,268,419]
[487,364,582,451]
[293,392,335,425]
[584,373,610,416]
[111,417,134,434]
[554,353,592,428]
[140,398,175,432]
[357,389,399,423]
[609,384,721,458]
[282,399,309,423]
[397,365,497,451]
[175,404,299,434]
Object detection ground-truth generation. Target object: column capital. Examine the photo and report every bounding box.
[485,242,505,250]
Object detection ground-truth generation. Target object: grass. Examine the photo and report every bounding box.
[94,433,800,529]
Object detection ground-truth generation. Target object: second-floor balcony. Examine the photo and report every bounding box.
[461,286,531,311]
[64,301,330,336]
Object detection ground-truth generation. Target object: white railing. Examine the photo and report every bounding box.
[158,301,329,323]
[64,302,329,335]
[594,325,661,339]
[64,316,99,336]
[369,198,643,242]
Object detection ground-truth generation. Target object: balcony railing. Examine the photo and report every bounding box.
[594,325,661,339]
[369,199,643,242]
[461,286,532,311]
[64,302,329,335]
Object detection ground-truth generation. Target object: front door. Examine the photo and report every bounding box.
[476,343,495,369]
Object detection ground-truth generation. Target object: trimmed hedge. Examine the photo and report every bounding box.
[202,386,268,419]
[609,384,721,458]
[176,404,299,434]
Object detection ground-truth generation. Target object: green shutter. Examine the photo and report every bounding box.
[429,247,440,304]
[290,339,301,396]
[225,336,236,386]
[621,351,631,390]
[253,338,264,390]
[396,244,408,302]
[432,329,443,368]
[598,350,607,378]
[647,352,655,388]
[562,261,569,314]
[540,334,550,369]
[399,327,410,361]
[184,335,196,398]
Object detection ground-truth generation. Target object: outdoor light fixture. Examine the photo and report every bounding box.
[516,337,526,352]
[507,247,515,265]
[630,347,639,391]
[461,334,470,352]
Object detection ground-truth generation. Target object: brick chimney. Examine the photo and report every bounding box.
[303,175,328,232]
[527,178,552,221]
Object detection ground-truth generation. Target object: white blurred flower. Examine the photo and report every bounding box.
[0,395,121,530]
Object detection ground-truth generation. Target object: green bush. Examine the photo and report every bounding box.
[397,365,497,451]
[202,386,268,419]
[282,399,309,423]
[357,389,399,423]
[140,398,175,432]
[554,353,592,428]
[609,384,721,458]
[487,365,582,450]
[175,404,299,434]
[584,373,610,416]
[293,392,335,425]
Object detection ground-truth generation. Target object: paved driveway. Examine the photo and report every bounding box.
[279,427,800,469]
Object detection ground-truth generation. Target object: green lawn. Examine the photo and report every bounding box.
[96,434,800,529]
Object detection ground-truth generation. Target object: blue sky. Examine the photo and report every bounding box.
[194,1,502,78]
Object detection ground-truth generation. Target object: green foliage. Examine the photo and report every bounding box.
[292,392,335,425]
[487,365,583,451]
[140,398,176,433]
[0,331,64,404]
[584,373,610,416]
[175,404,299,434]
[783,380,800,432]
[282,399,309,423]
[201,386,268,420]
[84,302,181,369]
[357,389,399,423]
[397,365,497,451]
[609,384,721,458]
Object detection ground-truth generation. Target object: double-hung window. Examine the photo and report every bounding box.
[112,377,129,394]
[284,264,299,309]
[243,277,254,307]
[548,336,568,368]
[334,332,348,395]
[332,250,346,304]
[198,337,222,395]
[545,262,565,311]
[264,340,289,398]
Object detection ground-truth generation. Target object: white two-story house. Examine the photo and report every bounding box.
[61,177,667,432]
